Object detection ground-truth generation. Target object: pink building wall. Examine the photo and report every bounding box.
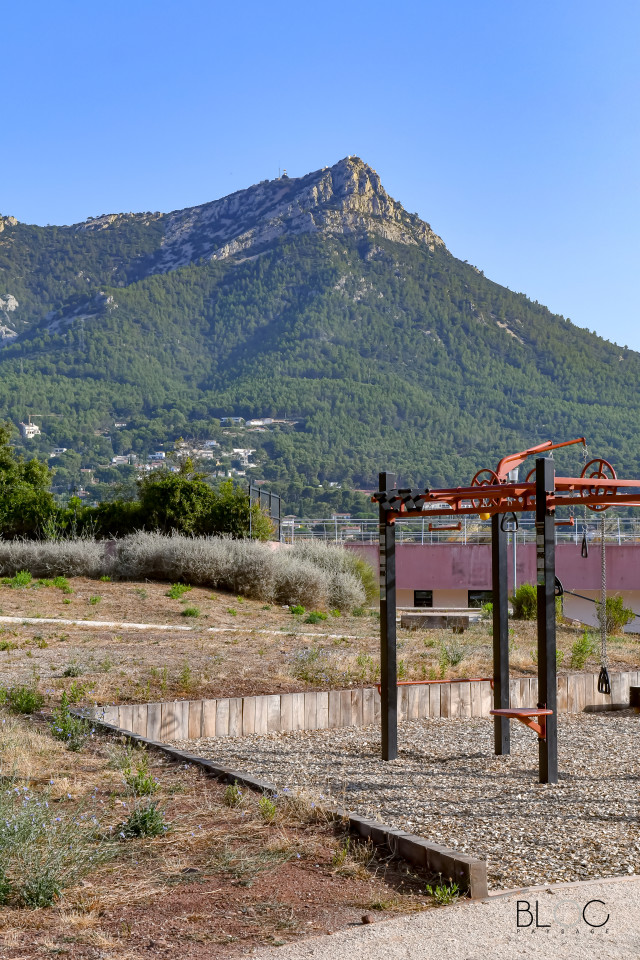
[347,543,639,593]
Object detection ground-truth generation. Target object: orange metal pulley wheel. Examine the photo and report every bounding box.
[471,468,500,518]
[580,458,616,512]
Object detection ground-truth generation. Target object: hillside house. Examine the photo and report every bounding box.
[246,418,274,427]
[232,448,255,466]
[19,421,41,439]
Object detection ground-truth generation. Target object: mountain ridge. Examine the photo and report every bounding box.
[0,157,445,344]
[0,157,638,514]
[1,157,443,303]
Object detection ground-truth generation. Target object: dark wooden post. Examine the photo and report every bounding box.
[491,513,510,755]
[379,471,397,761]
[536,457,558,784]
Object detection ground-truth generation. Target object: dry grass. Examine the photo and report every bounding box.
[0,578,637,708]
[0,710,433,958]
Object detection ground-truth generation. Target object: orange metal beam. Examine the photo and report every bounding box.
[494,437,586,481]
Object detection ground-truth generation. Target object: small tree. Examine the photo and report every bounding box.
[596,595,634,635]
[136,475,273,539]
[510,583,563,621]
[138,473,217,535]
[511,583,537,620]
[0,423,56,538]
[206,480,273,540]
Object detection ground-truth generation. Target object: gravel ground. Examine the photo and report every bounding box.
[174,713,640,890]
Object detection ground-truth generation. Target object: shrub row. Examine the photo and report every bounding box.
[0,534,370,611]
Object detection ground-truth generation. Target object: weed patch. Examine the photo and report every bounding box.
[1,685,44,715]
[2,570,33,589]
[121,802,167,838]
[166,583,192,599]
[290,647,342,685]
[0,776,109,908]
[353,652,379,683]
[570,629,597,669]
[123,754,158,796]
[438,639,467,676]
[223,782,243,808]
[331,836,375,877]
[181,606,200,618]
[62,661,83,677]
[304,611,328,624]
[50,692,92,750]
[258,795,277,823]
[426,877,461,905]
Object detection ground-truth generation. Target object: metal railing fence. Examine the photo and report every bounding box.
[281,517,640,546]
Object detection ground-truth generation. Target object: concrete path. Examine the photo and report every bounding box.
[0,614,371,641]
[253,876,640,960]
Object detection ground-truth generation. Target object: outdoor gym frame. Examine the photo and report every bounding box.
[373,439,640,784]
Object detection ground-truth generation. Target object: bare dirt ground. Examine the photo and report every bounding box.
[2,577,639,956]
[0,577,638,707]
[0,711,433,959]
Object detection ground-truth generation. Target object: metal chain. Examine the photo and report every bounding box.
[600,514,607,667]
[582,443,590,534]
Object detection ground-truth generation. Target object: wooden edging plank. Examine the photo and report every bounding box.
[87,669,628,751]
[75,713,488,900]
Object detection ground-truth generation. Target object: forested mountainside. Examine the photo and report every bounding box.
[0,157,638,515]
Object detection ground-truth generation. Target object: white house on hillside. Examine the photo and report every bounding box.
[19,421,41,439]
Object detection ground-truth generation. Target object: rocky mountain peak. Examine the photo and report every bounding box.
[7,159,444,285]
[151,156,445,273]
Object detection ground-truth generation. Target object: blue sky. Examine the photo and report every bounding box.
[3,1,639,348]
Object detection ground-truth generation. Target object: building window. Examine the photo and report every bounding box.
[468,590,492,608]
[414,590,433,608]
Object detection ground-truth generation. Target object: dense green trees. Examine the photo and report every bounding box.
[132,475,272,539]
[72,477,273,540]
[1,218,640,516]
[0,427,271,539]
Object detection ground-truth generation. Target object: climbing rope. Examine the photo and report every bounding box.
[580,445,590,557]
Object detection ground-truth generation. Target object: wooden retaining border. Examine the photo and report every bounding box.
[80,714,489,899]
[90,670,640,742]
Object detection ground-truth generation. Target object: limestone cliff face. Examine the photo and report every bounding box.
[0,293,19,339]
[5,159,444,292]
[153,156,444,272]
